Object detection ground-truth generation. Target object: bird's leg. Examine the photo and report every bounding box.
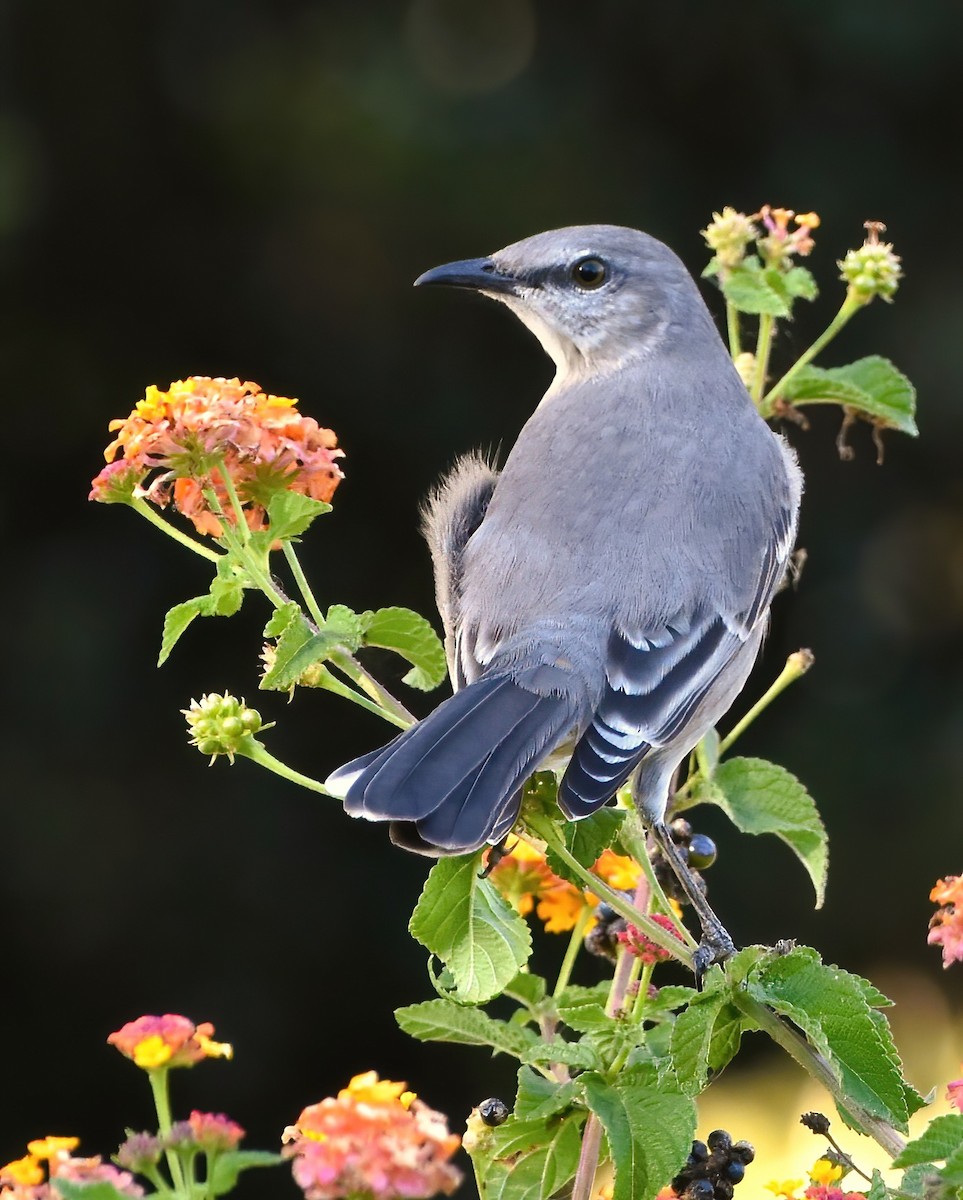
[647,820,735,989]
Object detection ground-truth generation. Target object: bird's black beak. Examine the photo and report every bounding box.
[414,257,518,295]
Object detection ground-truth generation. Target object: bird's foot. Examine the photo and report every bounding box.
[692,923,736,991]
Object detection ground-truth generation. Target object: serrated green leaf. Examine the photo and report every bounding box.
[707,1001,746,1076]
[782,356,918,437]
[504,972,548,1009]
[514,1066,582,1119]
[361,606,447,691]
[864,1169,888,1200]
[748,947,912,1132]
[646,985,699,1016]
[209,574,244,617]
[325,603,363,652]
[266,490,331,541]
[567,808,626,866]
[721,260,791,317]
[893,1115,963,1167]
[711,757,828,908]
[268,629,344,689]
[556,982,613,1008]
[264,600,301,638]
[669,990,726,1095]
[158,594,215,665]
[898,1163,939,1199]
[409,855,531,1004]
[582,1064,697,1200]
[939,1144,963,1187]
[783,266,818,300]
[556,998,612,1034]
[208,1150,285,1196]
[479,1113,585,1200]
[395,998,540,1058]
[526,1039,604,1070]
[260,610,313,690]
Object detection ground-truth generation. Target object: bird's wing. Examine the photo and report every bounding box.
[559,497,797,817]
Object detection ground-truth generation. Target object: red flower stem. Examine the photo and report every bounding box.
[572,871,653,1200]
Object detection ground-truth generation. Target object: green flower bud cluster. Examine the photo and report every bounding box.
[838,240,902,304]
[701,207,758,272]
[183,692,266,762]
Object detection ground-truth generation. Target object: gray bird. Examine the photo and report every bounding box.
[327,225,801,968]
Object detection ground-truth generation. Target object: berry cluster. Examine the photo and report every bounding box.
[671,1130,754,1200]
[652,818,718,908]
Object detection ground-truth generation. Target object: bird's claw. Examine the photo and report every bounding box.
[692,927,736,990]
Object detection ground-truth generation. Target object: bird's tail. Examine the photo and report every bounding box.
[326,673,576,855]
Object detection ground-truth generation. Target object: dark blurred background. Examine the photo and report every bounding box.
[3,0,962,1190]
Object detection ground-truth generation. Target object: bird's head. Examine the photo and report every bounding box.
[414,224,708,381]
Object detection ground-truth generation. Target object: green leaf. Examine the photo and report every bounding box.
[325,603,363,653]
[395,998,540,1059]
[782,356,918,437]
[158,594,215,665]
[899,1164,939,1199]
[478,1113,585,1200]
[265,629,344,689]
[210,558,245,616]
[514,1066,581,1119]
[264,600,301,638]
[783,265,818,300]
[361,606,447,690]
[504,972,548,1009]
[526,1039,604,1071]
[711,757,828,908]
[259,610,314,690]
[266,490,331,540]
[748,946,914,1133]
[409,855,532,1004]
[893,1114,963,1167]
[52,1184,134,1200]
[208,1149,286,1196]
[707,1001,747,1076]
[939,1143,963,1187]
[721,260,791,317]
[556,997,612,1034]
[669,989,726,1095]
[864,1170,888,1200]
[582,1064,697,1200]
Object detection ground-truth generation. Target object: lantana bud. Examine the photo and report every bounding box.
[701,207,758,271]
[183,693,269,762]
[838,227,901,304]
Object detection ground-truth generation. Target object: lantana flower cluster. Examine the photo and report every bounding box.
[927,874,963,968]
[764,1157,859,1200]
[107,1013,233,1070]
[282,1071,462,1200]
[89,376,344,536]
[484,837,642,933]
[0,1136,142,1199]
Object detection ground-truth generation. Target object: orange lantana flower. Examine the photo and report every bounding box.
[107,1014,232,1070]
[90,376,343,537]
[283,1072,461,1200]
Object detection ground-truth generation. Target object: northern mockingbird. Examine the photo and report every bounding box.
[327,225,801,971]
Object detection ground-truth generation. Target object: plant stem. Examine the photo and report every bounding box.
[236,737,333,794]
[726,301,742,359]
[553,905,592,998]
[616,811,697,948]
[129,497,222,563]
[717,649,814,755]
[571,1115,604,1200]
[733,991,907,1159]
[759,293,862,418]
[529,818,694,967]
[148,1068,187,1194]
[283,536,416,728]
[319,667,412,728]
[751,313,776,408]
[630,960,656,1022]
[282,540,326,628]
[673,650,813,809]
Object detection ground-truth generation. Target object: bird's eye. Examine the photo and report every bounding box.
[571,257,607,289]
